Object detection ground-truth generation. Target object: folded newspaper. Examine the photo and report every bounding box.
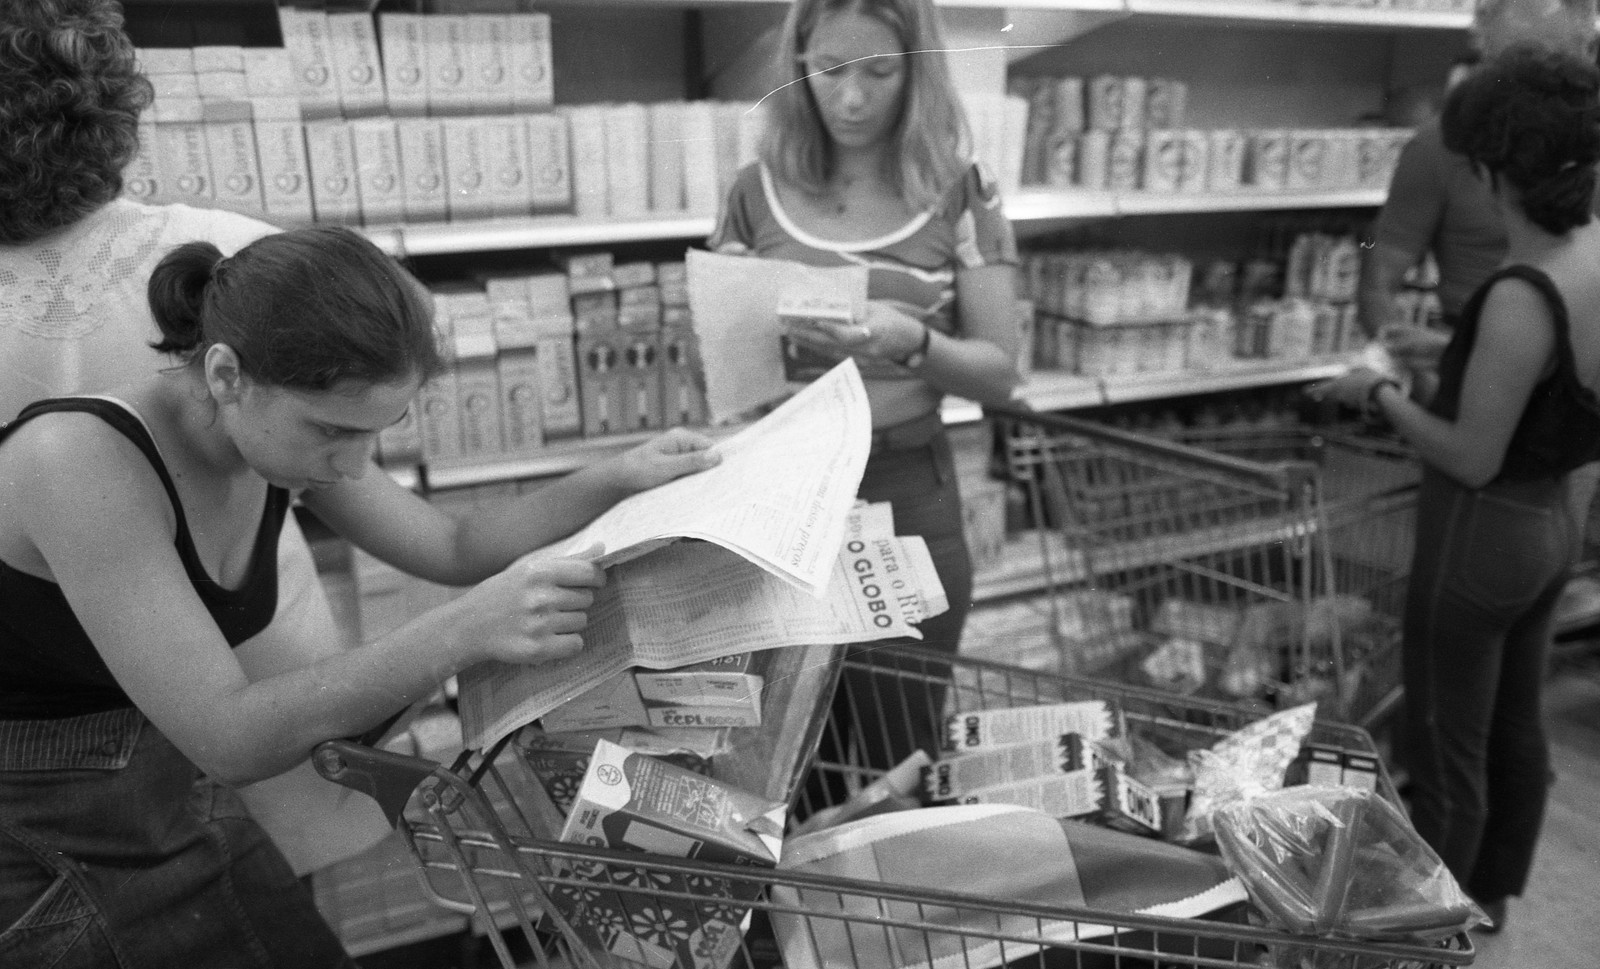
[459,508,947,750]
[548,357,870,597]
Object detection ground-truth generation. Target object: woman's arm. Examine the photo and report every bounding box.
[1326,278,1555,487]
[305,428,718,586]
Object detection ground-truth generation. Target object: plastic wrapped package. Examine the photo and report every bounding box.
[1181,702,1317,842]
[1213,786,1484,967]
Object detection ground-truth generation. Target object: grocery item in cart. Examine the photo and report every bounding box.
[554,739,785,969]
[942,699,1117,754]
[1182,702,1317,843]
[1213,786,1485,967]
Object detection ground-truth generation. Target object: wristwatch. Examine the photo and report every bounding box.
[898,325,932,369]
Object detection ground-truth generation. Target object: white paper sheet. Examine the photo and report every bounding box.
[686,249,869,424]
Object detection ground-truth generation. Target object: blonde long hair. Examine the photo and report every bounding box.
[761,0,970,211]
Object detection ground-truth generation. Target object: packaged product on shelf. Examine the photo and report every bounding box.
[1141,129,1183,193]
[1106,129,1144,191]
[634,652,765,708]
[484,279,545,456]
[1051,76,1085,136]
[276,5,341,120]
[124,120,161,203]
[150,97,214,206]
[563,105,610,217]
[1177,129,1210,194]
[449,310,506,462]
[681,100,723,214]
[463,15,516,114]
[1014,75,1055,185]
[136,46,194,79]
[555,739,785,969]
[148,68,200,102]
[540,669,650,734]
[572,291,619,331]
[660,323,708,427]
[394,118,449,223]
[507,12,554,111]
[557,251,616,295]
[577,325,626,438]
[303,118,361,225]
[416,350,466,465]
[250,98,314,225]
[476,114,533,219]
[524,111,573,213]
[602,103,651,218]
[193,45,247,101]
[1144,76,1187,129]
[657,260,688,304]
[1206,129,1248,192]
[441,118,493,221]
[1119,75,1147,131]
[1248,129,1291,191]
[326,10,386,118]
[613,261,657,290]
[1087,74,1123,131]
[376,13,429,117]
[943,700,1116,755]
[618,328,664,431]
[200,100,265,217]
[647,102,688,212]
[1285,130,1329,191]
[242,47,295,99]
[1267,299,1316,359]
[927,732,1096,802]
[422,14,475,117]
[348,117,404,226]
[533,338,582,442]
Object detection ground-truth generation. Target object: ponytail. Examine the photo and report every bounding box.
[147,240,223,356]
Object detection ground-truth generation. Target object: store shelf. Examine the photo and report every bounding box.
[1120,0,1471,31]
[1114,189,1387,216]
[1097,357,1349,404]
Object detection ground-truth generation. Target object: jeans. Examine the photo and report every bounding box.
[809,426,974,804]
[1401,467,1580,902]
[0,707,355,968]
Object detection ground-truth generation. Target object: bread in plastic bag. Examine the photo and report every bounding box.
[1212,785,1485,955]
[1181,702,1317,842]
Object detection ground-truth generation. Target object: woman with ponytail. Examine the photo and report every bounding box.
[1315,43,1600,933]
[0,225,718,967]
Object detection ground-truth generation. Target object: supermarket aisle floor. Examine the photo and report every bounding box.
[1466,650,1600,967]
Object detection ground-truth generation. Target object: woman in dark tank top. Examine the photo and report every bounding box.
[1315,44,1600,933]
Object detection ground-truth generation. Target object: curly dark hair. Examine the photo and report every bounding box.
[1442,43,1600,235]
[0,0,153,244]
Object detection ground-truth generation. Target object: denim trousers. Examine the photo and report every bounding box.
[814,427,974,792]
[0,707,354,969]
[1402,466,1580,902]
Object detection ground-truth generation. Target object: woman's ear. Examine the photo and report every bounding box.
[203,343,246,403]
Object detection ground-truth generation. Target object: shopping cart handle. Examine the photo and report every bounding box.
[312,737,440,828]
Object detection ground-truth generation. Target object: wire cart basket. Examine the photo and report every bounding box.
[986,406,1420,732]
[313,644,1471,969]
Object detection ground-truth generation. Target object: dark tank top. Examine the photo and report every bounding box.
[0,397,286,719]
[1430,264,1600,482]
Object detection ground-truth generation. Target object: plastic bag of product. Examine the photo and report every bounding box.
[1213,786,1485,965]
[1181,702,1318,843]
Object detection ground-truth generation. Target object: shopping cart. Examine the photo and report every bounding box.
[986,405,1420,732]
[313,644,1471,969]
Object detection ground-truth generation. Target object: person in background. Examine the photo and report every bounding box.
[1357,0,1596,344]
[1315,44,1600,935]
[0,225,719,967]
[709,0,1024,788]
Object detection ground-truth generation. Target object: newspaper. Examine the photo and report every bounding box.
[686,249,869,424]
[550,358,870,597]
[459,526,948,751]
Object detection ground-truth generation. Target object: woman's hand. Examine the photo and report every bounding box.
[453,548,607,667]
[609,427,721,493]
[1308,366,1398,410]
[784,299,929,366]
[1379,324,1449,369]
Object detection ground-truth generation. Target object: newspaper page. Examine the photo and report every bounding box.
[458,532,948,750]
[551,358,870,597]
[686,249,869,424]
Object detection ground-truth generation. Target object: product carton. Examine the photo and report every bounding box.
[377,12,429,116]
[1177,129,1210,194]
[193,71,248,101]
[644,698,761,729]
[1107,130,1144,191]
[659,323,707,427]
[634,652,765,707]
[1206,129,1248,192]
[1293,743,1380,791]
[395,118,450,223]
[481,115,535,219]
[250,97,314,225]
[148,69,201,102]
[348,117,405,226]
[489,295,545,456]
[616,330,663,431]
[242,47,296,99]
[149,98,213,206]
[564,105,610,217]
[540,671,650,734]
[303,118,362,225]
[1076,129,1111,190]
[325,11,386,118]
[423,14,475,117]
[576,326,626,438]
[557,251,616,296]
[525,271,573,322]
[465,15,516,115]
[276,6,340,120]
[525,112,572,213]
[517,727,714,818]
[536,333,583,441]
[572,291,620,332]
[1141,129,1182,193]
[124,121,162,203]
[200,100,264,216]
[1249,129,1291,191]
[1145,77,1187,130]
[942,700,1116,755]
[612,261,656,291]
[927,733,1096,802]
[507,12,555,111]
[137,46,195,77]
[442,117,493,221]
[442,292,504,461]
[1087,74,1123,131]
[647,101,687,213]
[1119,75,1147,131]
[681,100,721,215]
[555,740,784,969]
[416,365,464,465]
[1286,130,1329,191]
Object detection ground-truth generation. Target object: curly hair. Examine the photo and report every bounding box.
[1442,43,1600,234]
[0,0,153,244]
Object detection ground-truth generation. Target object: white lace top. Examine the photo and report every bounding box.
[0,199,276,421]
